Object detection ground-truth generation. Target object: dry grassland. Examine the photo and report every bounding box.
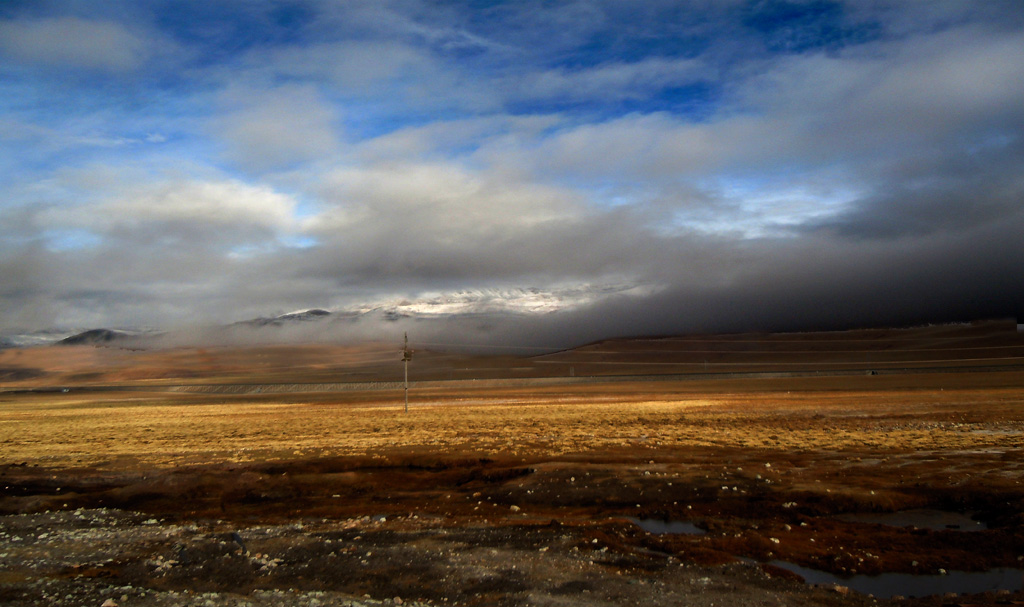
[3,377,1022,469]
[2,324,1024,606]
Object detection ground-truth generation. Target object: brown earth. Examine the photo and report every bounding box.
[1,321,1023,606]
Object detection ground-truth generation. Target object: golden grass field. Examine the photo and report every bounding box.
[2,376,1024,470]
[2,321,1023,606]
[1,319,1021,470]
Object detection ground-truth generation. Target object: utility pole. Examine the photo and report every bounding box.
[402,332,413,412]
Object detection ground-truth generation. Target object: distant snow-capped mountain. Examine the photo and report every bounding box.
[58,329,133,345]
[0,283,655,348]
[238,284,649,327]
[0,327,163,348]
[241,308,333,327]
[348,284,651,318]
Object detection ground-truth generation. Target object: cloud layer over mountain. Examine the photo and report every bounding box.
[1,1,1022,347]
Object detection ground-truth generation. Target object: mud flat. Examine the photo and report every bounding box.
[1,323,1023,606]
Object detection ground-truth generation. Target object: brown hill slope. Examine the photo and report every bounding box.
[0,319,1021,389]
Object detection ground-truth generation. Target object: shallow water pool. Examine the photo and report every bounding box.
[768,560,1023,598]
[627,517,706,535]
[834,509,987,531]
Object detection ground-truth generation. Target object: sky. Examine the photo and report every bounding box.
[1,0,1023,347]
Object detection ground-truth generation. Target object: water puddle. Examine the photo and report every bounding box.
[768,561,1024,598]
[628,518,705,535]
[834,509,986,531]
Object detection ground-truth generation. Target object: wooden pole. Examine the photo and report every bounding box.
[402,332,411,412]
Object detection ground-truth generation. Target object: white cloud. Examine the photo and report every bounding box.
[35,175,302,247]
[212,84,341,171]
[0,16,150,72]
[514,56,713,102]
[732,25,1024,154]
[354,114,559,161]
[310,160,585,239]
[248,41,441,93]
[233,40,503,115]
[482,112,763,183]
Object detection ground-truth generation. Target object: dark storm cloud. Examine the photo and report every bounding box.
[490,219,1024,349]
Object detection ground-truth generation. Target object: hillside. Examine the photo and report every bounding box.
[1,320,1021,390]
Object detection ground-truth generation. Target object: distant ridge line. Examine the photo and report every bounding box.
[8,363,1018,395]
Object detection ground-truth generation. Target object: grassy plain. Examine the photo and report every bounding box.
[2,375,1024,469]
[1,321,1023,606]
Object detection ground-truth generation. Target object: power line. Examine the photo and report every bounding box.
[538,344,1024,355]
[411,341,564,351]
[534,355,1024,366]
[632,334,1017,343]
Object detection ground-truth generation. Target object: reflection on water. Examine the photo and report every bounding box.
[835,509,987,531]
[628,518,705,535]
[770,561,1024,598]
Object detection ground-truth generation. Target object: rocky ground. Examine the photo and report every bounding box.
[0,504,870,607]
[2,443,1023,607]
